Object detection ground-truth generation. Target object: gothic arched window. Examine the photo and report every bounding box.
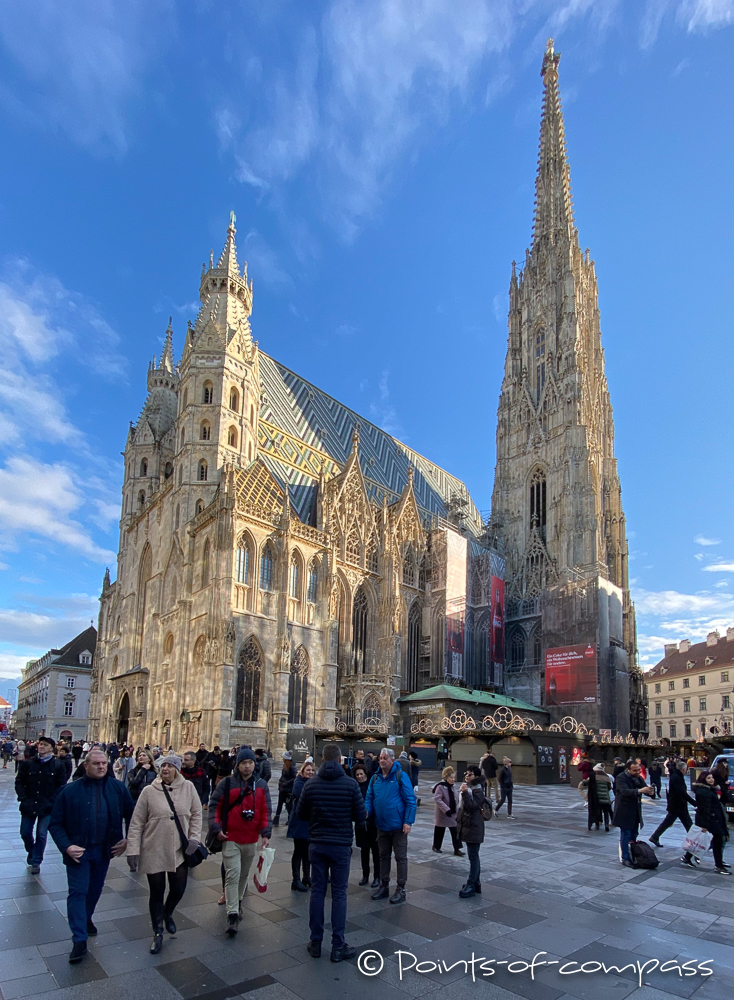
[307,560,318,603]
[367,535,378,574]
[200,421,211,441]
[195,498,204,515]
[228,426,238,448]
[343,693,356,727]
[529,468,546,541]
[352,586,368,674]
[405,600,421,691]
[403,547,416,586]
[288,645,309,725]
[201,539,210,587]
[164,462,173,480]
[182,387,188,410]
[260,542,275,591]
[510,629,525,669]
[236,536,251,584]
[198,460,208,482]
[289,553,300,599]
[137,490,146,508]
[235,637,261,721]
[229,387,239,411]
[140,458,148,477]
[363,692,382,722]
[346,526,361,565]
[202,380,213,404]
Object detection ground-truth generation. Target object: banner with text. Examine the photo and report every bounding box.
[545,644,597,705]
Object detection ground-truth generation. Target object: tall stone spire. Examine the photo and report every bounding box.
[533,39,575,246]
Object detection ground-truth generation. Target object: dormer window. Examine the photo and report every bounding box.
[79,651,91,665]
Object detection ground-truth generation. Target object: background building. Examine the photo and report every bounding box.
[646,629,734,743]
[16,626,96,742]
[488,40,645,735]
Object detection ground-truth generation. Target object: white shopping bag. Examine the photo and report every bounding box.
[682,827,712,858]
[254,846,276,893]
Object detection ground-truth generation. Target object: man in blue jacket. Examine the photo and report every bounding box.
[49,748,134,964]
[365,748,416,904]
[297,743,366,962]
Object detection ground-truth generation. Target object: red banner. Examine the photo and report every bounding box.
[489,575,504,666]
[545,644,597,705]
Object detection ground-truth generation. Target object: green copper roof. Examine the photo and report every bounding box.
[398,685,543,716]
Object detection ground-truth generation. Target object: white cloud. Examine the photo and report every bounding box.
[0,0,173,155]
[702,562,734,573]
[678,0,734,30]
[632,588,734,615]
[694,534,721,545]
[368,370,405,439]
[0,457,116,562]
[0,652,37,681]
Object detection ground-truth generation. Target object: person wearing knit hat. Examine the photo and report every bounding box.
[208,745,272,936]
[126,755,202,954]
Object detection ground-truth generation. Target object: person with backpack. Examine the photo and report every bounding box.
[495,757,515,818]
[365,748,416,905]
[254,748,272,784]
[457,766,489,897]
[207,748,271,936]
[15,736,67,873]
[612,759,655,868]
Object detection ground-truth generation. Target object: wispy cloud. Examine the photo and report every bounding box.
[702,562,734,573]
[0,0,173,155]
[633,584,734,666]
[694,534,721,546]
[368,370,405,439]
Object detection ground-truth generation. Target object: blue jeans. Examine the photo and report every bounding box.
[20,813,51,866]
[66,844,110,942]
[619,824,639,862]
[308,843,351,949]
[466,842,481,887]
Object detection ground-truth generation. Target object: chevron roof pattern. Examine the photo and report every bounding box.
[257,352,483,532]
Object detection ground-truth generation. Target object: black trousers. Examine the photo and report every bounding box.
[433,826,462,852]
[360,839,380,878]
[147,863,188,929]
[291,838,310,880]
[685,831,724,868]
[274,790,291,821]
[497,788,513,815]
[651,808,692,842]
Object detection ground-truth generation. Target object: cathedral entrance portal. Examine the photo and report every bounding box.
[117,692,130,744]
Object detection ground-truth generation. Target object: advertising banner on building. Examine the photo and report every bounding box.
[445,530,467,679]
[545,644,597,705]
[489,574,504,679]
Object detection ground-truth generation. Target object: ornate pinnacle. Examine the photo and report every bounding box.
[351,424,360,452]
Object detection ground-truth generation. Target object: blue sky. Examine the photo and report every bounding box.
[0,0,732,685]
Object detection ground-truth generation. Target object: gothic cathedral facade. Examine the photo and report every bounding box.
[489,41,646,733]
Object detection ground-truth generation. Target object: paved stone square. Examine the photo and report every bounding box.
[0,767,731,1000]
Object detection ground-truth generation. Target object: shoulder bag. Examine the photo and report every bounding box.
[161,783,209,868]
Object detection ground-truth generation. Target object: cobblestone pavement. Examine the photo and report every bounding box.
[0,765,731,1000]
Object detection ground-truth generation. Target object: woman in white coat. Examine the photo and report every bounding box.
[126,755,202,954]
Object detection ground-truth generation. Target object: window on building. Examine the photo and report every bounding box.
[198,460,208,481]
[288,645,309,725]
[684,723,691,737]
[229,388,239,411]
[669,724,677,738]
[195,498,204,515]
[260,542,274,591]
[367,536,378,574]
[352,586,368,674]
[234,636,261,721]
[345,527,360,564]
[80,651,92,665]
[182,387,188,409]
[722,671,730,683]
[668,700,675,713]
[402,548,415,586]
[140,458,148,476]
[656,725,662,738]
[66,676,75,687]
[138,490,146,508]
[227,426,238,448]
[200,421,211,441]
[723,695,731,710]
[535,330,546,402]
[236,538,251,585]
[655,702,661,715]
[529,467,547,540]
[307,561,318,603]
[668,680,675,691]
[180,428,186,447]
[64,701,74,717]
[699,675,706,685]
[654,682,661,693]
[510,630,525,669]
[164,462,173,480]
[683,678,690,688]
[202,539,210,587]
[202,380,213,404]
[699,698,707,712]
[683,699,690,713]
[289,555,300,599]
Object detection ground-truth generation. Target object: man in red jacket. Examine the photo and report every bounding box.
[208,747,271,936]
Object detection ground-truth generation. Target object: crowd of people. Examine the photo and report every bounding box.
[7,734,731,967]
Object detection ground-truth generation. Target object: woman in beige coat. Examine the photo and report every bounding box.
[126,755,202,954]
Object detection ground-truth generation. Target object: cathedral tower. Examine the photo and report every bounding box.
[490,41,646,733]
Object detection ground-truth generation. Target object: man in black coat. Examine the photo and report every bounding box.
[49,748,134,964]
[297,743,366,963]
[480,750,499,803]
[648,761,696,848]
[15,736,67,874]
[273,751,295,825]
[612,759,654,867]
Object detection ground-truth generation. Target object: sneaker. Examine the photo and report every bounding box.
[508,815,517,820]
[680,857,697,869]
[69,941,87,964]
[389,887,406,905]
[331,943,356,963]
[371,885,390,900]
[28,864,41,875]
[86,920,98,936]
[715,866,732,875]
[431,847,443,854]
[307,940,322,958]
[226,913,238,937]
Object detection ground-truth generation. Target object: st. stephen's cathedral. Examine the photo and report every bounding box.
[89,42,647,751]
